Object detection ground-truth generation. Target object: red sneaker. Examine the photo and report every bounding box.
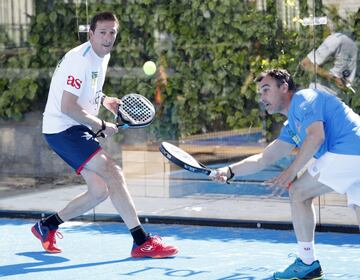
[131,236,178,258]
[31,221,63,253]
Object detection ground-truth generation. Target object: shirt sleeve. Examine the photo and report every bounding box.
[61,55,86,97]
[301,99,324,129]
[278,92,325,147]
[296,95,325,131]
[278,123,296,145]
[307,33,340,66]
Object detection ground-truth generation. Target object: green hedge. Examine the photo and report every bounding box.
[1,0,359,141]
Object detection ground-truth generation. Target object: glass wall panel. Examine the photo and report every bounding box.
[0,0,359,230]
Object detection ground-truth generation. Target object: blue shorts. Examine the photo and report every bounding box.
[44,125,102,174]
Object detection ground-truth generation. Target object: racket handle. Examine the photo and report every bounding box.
[117,123,129,129]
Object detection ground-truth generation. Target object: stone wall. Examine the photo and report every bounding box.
[0,111,65,176]
[0,111,124,177]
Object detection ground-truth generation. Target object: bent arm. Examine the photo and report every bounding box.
[61,90,103,131]
[229,139,295,176]
[300,57,344,88]
[268,121,325,188]
[300,57,332,80]
[286,121,324,177]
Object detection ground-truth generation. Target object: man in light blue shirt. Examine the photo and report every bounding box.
[211,69,360,280]
[278,88,360,157]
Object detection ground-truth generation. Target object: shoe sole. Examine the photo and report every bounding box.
[131,249,178,259]
[132,255,177,258]
[274,263,324,280]
[31,226,61,254]
[274,277,324,280]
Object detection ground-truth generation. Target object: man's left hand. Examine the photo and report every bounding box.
[103,96,122,115]
[265,168,297,196]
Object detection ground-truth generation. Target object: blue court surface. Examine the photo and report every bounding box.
[0,218,359,280]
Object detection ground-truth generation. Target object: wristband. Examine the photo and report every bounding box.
[101,119,106,130]
[227,166,235,181]
[100,95,106,106]
[95,119,106,138]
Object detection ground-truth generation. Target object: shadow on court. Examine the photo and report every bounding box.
[60,221,360,246]
[0,219,359,280]
[0,251,137,278]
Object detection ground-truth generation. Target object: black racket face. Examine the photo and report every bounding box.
[159,142,211,175]
[118,94,155,127]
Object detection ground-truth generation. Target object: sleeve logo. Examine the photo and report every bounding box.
[67,75,82,89]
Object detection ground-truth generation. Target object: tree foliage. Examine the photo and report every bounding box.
[1,0,359,141]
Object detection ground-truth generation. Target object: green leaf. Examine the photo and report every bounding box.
[49,12,57,23]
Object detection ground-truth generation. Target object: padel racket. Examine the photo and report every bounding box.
[160,142,275,187]
[159,141,214,175]
[116,93,155,128]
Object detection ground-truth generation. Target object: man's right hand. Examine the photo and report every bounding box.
[102,122,118,137]
[330,75,347,91]
[209,166,233,184]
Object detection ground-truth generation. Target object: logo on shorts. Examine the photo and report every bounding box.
[82,132,93,141]
[67,75,82,89]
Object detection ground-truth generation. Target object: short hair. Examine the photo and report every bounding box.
[255,69,296,91]
[89,11,119,32]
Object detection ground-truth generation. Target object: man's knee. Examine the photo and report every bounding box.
[90,151,122,178]
[288,185,312,204]
[90,186,109,202]
[100,157,124,177]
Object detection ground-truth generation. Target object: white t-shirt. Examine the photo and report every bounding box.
[307,33,358,95]
[43,41,110,133]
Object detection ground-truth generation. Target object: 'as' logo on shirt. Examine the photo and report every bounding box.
[67,75,82,89]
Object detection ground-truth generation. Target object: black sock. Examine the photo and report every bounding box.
[42,213,63,230]
[130,225,148,245]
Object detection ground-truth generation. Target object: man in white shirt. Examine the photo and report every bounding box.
[31,11,178,259]
[300,32,358,96]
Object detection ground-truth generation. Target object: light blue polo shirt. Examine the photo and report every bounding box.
[278,88,360,158]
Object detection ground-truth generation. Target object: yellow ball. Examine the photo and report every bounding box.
[143,61,157,76]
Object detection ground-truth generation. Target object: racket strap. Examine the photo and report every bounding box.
[95,119,106,138]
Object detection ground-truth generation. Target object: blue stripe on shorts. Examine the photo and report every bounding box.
[44,125,102,174]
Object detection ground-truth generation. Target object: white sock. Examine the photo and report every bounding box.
[298,241,316,265]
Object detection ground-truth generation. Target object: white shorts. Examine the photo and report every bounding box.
[307,152,360,207]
